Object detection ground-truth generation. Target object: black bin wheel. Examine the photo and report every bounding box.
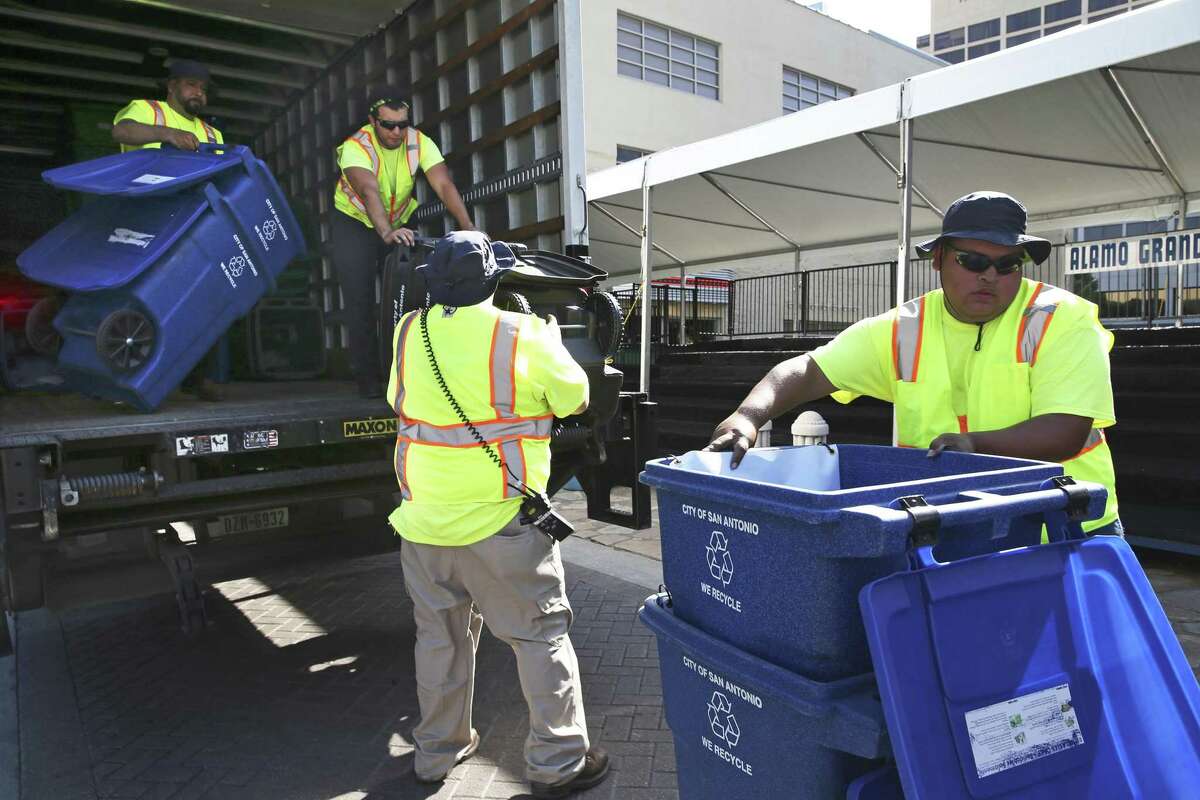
[25,295,64,356]
[586,291,624,359]
[96,309,155,373]
[495,290,532,315]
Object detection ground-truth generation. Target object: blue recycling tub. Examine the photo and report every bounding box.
[860,521,1200,799]
[17,145,304,410]
[639,594,890,800]
[640,445,1106,680]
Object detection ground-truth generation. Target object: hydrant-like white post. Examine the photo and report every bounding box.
[791,411,829,446]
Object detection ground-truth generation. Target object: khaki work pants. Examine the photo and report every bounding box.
[400,513,589,784]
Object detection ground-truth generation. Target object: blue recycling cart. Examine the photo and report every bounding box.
[639,594,891,800]
[640,445,1104,681]
[17,144,304,410]
[860,513,1200,799]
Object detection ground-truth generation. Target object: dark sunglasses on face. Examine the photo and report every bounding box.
[946,244,1028,275]
[376,119,409,130]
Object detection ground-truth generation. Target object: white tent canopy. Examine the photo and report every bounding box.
[587,0,1200,284]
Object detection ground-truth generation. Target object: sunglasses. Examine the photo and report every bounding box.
[945,244,1028,275]
[376,119,409,131]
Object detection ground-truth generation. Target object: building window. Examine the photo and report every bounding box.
[968,41,1001,59]
[940,49,965,64]
[916,34,930,49]
[934,28,965,50]
[1044,0,1082,23]
[1089,8,1127,20]
[968,19,1001,41]
[617,13,719,100]
[1045,20,1081,35]
[616,145,652,163]
[1007,31,1041,47]
[1007,8,1042,32]
[782,67,853,114]
[1088,0,1127,10]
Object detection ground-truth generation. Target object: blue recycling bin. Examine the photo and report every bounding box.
[639,594,890,800]
[861,523,1200,798]
[640,445,1107,681]
[17,144,305,410]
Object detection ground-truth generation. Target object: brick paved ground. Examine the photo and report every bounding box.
[41,549,674,800]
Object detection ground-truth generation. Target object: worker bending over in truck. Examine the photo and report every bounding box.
[388,231,608,798]
[111,59,224,401]
[705,190,1122,535]
[331,87,476,399]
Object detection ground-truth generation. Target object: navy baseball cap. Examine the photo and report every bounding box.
[916,191,1052,265]
[417,231,517,308]
[167,59,211,83]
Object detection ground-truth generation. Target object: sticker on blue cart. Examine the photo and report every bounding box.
[965,683,1084,779]
[683,654,762,778]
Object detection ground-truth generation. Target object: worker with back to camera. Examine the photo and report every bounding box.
[704,190,1122,536]
[387,231,609,797]
[111,59,225,401]
[331,87,475,399]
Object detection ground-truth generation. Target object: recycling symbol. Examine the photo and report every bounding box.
[228,256,246,277]
[707,691,741,747]
[706,530,733,586]
[262,219,278,240]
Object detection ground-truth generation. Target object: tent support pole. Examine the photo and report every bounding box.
[589,202,685,264]
[678,263,687,346]
[857,133,944,217]
[640,181,654,395]
[700,173,803,249]
[894,116,914,447]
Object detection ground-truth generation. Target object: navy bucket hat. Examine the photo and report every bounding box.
[416,231,517,308]
[916,191,1052,265]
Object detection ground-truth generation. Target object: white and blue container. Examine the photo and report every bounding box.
[18,144,304,410]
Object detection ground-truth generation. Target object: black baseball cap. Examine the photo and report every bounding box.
[916,191,1052,265]
[167,59,211,83]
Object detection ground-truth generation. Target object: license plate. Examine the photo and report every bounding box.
[210,507,289,538]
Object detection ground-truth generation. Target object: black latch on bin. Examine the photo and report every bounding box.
[899,494,942,548]
[1052,475,1091,521]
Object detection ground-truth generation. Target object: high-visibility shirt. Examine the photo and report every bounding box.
[112,99,222,153]
[810,278,1119,531]
[334,124,444,228]
[387,298,589,545]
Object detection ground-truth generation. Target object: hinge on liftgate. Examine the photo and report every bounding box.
[1052,476,1091,521]
[899,494,941,548]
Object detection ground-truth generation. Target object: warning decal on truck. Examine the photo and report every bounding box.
[176,433,230,457]
[965,683,1083,779]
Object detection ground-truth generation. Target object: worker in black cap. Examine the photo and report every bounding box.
[112,59,222,153]
[331,86,475,398]
[386,231,608,797]
[111,58,227,401]
[706,190,1123,536]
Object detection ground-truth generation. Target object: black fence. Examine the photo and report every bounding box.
[613,245,1200,348]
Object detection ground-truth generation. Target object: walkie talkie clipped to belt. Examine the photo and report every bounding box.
[417,307,575,542]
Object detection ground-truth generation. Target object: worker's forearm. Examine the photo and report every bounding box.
[734,354,836,427]
[112,121,168,146]
[967,414,1093,462]
[362,194,394,237]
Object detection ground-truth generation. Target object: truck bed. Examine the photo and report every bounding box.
[0,380,391,448]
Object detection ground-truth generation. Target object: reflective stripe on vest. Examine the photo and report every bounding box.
[395,439,412,501]
[892,296,925,382]
[147,99,166,126]
[893,287,1107,460]
[489,316,521,418]
[497,439,527,499]
[337,126,420,224]
[1017,282,1071,365]
[391,312,418,417]
[199,119,218,143]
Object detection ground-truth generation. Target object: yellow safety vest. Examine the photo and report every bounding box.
[389,304,560,542]
[335,125,421,227]
[118,99,220,153]
[891,279,1119,531]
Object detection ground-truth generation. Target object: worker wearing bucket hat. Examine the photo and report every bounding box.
[706,190,1122,536]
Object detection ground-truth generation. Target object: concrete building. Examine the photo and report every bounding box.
[917,0,1162,62]
[580,0,942,173]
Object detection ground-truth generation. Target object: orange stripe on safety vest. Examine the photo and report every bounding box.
[957,415,968,434]
[147,99,166,127]
[1065,428,1105,461]
[892,296,925,382]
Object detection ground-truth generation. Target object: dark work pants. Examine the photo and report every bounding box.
[331,210,387,383]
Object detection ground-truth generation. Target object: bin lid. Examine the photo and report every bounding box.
[42,144,246,197]
[17,190,210,290]
[859,536,1200,799]
[502,248,608,287]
